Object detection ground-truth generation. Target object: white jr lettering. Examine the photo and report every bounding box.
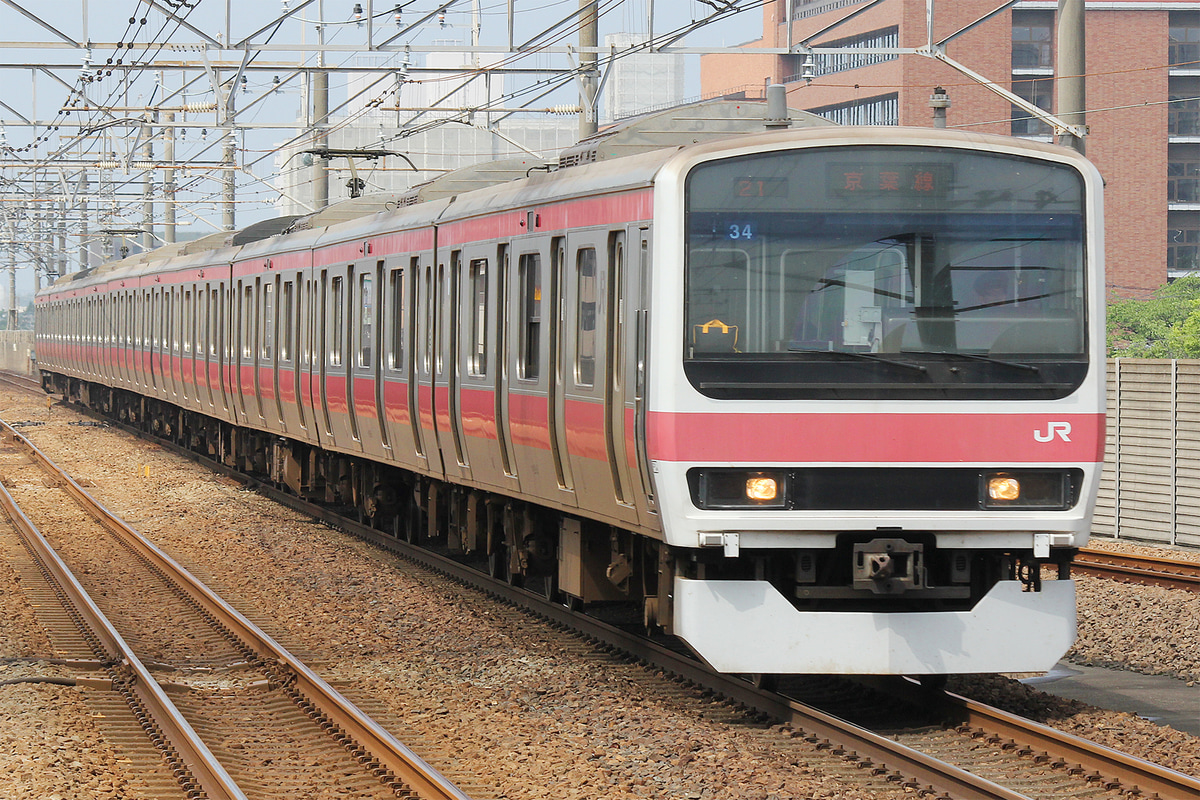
[1034,422,1072,443]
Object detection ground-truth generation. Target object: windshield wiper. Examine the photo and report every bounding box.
[789,348,927,373]
[899,350,1040,373]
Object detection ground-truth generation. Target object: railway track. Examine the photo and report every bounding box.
[0,418,471,800]
[1073,547,1200,593]
[87,418,1200,800]
[4,373,1200,800]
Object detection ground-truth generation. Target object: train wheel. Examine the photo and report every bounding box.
[404,500,422,545]
[488,544,508,582]
[750,674,780,693]
[918,674,948,691]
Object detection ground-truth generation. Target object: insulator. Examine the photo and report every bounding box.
[549,105,582,115]
[95,160,119,169]
[184,101,216,113]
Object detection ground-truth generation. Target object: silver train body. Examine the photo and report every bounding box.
[36,110,1106,676]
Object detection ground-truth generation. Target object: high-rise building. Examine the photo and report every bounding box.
[602,33,686,122]
[699,0,1200,296]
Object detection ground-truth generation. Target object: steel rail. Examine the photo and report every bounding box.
[0,421,247,800]
[12,380,1192,800]
[944,690,1200,800]
[65,407,1030,800]
[231,469,1034,800]
[1074,547,1200,593]
[0,371,44,394]
[1,420,471,800]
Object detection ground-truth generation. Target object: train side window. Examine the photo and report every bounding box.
[242,285,254,358]
[280,280,293,362]
[331,275,344,367]
[436,263,446,375]
[359,272,373,367]
[576,247,597,387]
[209,288,219,357]
[198,288,208,357]
[468,257,488,377]
[518,252,540,381]
[262,280,275,360]
[183,290,192,354]
[172,288,180,353]
[388,267,404,370]
[422,267,433,373]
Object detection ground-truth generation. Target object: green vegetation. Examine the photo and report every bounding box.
[1107,277,1200,358]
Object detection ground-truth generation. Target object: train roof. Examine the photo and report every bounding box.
[556,97,834,169]
[394,156,553,207]
[41,97,840,297]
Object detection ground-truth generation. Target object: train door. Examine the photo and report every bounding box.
[151,288,162,393]
[354,258,391,461]
[262,275,283,431]
[381,258,418,463]
[404,257,428,469]
[548,238,574,496]
[413,256,444,475]
[316,269,337,443]
[302,273,327,449]
[181,287,193,404]
[440,250,470,481]
[605,232,636,517]
[494,245,518,484]
[168,286,180,402]
[349,262,383,458]
[316,269,329,439]
[256,278,268,423]
[234,279,251,424]
[198,284,211,410]
[372,259,392,458]
[158,289,170,399]
[566,233,638,525]
[211,284,227,413]
[506,237,573,504]
[295,270,317,445]
[274,275,295,434]
[631,226,657,526]
[132,293,143,390]
[322,265,360,450]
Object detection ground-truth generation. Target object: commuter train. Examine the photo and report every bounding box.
[34,99,1106,676]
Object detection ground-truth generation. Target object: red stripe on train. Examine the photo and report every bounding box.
[647,412,1105,464]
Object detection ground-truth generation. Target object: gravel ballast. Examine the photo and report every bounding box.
[1,391,1198,798]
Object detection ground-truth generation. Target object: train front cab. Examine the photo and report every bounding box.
[648,128,1106,676]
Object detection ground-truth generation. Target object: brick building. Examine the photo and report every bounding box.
[699,0,1200,297]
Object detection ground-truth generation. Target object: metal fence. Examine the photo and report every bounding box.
[1097,359,1200,547]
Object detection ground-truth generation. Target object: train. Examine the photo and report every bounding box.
[34,98,1106,677]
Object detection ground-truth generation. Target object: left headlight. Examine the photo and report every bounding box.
[981,471,1073,509]
[691,469,788,509]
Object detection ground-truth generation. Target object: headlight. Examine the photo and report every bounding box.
[987,475,1022,501]
[691,470,788,509]
[981,471,1072,509]
[745,476,779,502]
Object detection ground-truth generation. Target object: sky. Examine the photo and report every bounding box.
[0,0,767,300]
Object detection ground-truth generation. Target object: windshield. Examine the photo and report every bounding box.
[683,145,1088,400]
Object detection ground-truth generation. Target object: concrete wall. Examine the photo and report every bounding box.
[0,331,36,375]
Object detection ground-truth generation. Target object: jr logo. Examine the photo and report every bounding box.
[1034,422,1072,443]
